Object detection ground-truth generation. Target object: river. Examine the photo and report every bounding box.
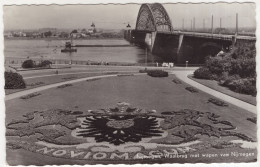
[4,39,163,64]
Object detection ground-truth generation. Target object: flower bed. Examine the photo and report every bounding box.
[172,79,182,84]
[207,98,228,107]
[57,84,73,88]
[20,92,41,99]
[247,117,257,124]
[26,82,44,87]
[185,86,199,93]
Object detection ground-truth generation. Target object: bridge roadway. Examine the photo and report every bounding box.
[157,30,256,41]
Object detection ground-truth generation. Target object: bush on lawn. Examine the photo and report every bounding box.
[22,59,35,68]
[22,59,52,69]
[38,60,52,68]
[194,67,212,79]
[147,70,168,77]
[5,71,26,89]
[223,78,256,96]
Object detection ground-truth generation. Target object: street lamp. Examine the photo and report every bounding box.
[91,22,95,28]
[126,23,131,28]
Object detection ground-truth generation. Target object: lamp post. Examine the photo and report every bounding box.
[145,48,148,68]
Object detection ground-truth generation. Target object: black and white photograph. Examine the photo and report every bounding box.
[1,0,258,166]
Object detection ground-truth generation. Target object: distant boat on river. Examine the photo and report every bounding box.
[61,38,77,53]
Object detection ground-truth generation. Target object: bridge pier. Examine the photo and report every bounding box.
[124,30,133,43]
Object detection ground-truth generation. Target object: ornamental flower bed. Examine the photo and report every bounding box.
[207,98,228,107]
[57,84,73,88]
[185,86,199,93]
[247,117,257,124]
[20,92,41,100]
[26,82,44,87]
[172,79,182,84]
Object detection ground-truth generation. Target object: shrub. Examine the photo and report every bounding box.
[206,56,231,75]
[220,74,240,86]
[193,67,212,79]
[224,78,256,96]
[5,71,26,89]
[38,60,52,68]
[195,42,256,96]
[230,58,256,78]
[22,59,35,68]
[147,70,168,77]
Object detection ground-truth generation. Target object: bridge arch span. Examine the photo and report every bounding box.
[196,42,223,63]
[136,3,173,32]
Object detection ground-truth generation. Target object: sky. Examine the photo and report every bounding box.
[3,3,256,30]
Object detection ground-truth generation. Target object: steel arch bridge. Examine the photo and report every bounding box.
[135,3,173,32]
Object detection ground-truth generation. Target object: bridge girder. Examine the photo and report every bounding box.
[136,3,173,32]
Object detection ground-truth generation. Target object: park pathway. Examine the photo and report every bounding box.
[173,70,257,114]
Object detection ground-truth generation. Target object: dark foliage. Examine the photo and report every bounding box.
[147,70,168,77]
[194,42,256,96]
[22,59,52,69]
[194,67,212,79]
[5,71,26,89]
[185,87,199,93]
[221,78,256,96]
[20,92,41,99]
[38,60,52,67]
[172,79,182,84]
[247,117,257,124]
[22,59,35,68]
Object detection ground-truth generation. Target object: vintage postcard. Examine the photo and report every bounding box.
[1,0,258,166]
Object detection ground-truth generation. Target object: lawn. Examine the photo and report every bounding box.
[5,71,135,95]
[5,74,257,165]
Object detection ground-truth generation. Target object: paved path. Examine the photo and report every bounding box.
[173,70,257,114]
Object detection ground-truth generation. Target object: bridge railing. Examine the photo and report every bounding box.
[156,30,256,41]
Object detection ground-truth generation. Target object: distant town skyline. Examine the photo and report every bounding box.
[4,3,256,30]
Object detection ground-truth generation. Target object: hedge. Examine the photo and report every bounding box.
[193,67,212,79]
[5,71,26,89]
[147,70,168,77]
[22,59,52,69]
